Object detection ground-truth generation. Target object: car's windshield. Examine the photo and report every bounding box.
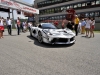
[42,23,57,29]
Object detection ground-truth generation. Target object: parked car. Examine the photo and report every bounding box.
[29,23,75,44]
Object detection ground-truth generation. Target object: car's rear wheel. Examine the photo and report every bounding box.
[38,32,43,43]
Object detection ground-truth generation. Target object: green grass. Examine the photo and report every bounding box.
[94,31,100,33]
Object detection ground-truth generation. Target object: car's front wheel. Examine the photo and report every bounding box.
[38,32,43,43]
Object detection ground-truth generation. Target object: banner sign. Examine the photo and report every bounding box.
[0,0,39,14]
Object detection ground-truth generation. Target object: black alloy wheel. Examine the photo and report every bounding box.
[38,32,43,43]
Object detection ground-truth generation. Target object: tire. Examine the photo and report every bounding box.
[38,32,43,43]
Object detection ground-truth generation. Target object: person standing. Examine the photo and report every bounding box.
[78,21,81,33]
[62,19,68,29]
[54,21,58,26]
[28,22,32,32]
[67,21,73,30]
[23,21,27,32]
[71,21,74,30]
[6,17,12,35]
[85,17,91,37]
[0,17,4,38]
[20,22,23,32]
[74,15,80,36]
[90,18,95,37]
[17,17,21,35]
[81,19,86,34]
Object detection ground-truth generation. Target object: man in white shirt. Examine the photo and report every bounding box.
[6,17,12,35]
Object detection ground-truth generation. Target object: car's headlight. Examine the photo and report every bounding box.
[43,30,52,35]
[47,32,52,35]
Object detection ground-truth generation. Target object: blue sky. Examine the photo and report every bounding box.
[22,0,34,4]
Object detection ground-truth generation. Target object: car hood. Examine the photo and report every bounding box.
[43,29,75,36]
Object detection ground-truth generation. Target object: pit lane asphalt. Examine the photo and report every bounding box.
[0,30,100,75]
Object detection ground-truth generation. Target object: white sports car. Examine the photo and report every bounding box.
[30,23,75,44]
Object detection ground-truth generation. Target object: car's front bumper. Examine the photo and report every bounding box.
[51,40,75,44]
[49,36,75,44]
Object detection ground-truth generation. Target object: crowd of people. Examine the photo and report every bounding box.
[16,17,33,35]
[62,15,95,38]
[0,17,33,39]
[0,15,95,39]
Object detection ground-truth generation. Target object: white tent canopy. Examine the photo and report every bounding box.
[0,0,39,14]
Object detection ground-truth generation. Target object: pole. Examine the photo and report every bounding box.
[8,9,10,18]
[12,9,15,28]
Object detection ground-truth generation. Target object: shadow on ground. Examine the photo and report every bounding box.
[81,35,92,39]
[4,34,17,36]
[27,36,75,48]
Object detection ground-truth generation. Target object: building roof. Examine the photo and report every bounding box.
[11,0,33,7]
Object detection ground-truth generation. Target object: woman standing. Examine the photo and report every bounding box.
[90,18,95,37]
[85,17,91,37]
[0,17,4,39]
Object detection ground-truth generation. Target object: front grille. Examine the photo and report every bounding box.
[58,38,68,42]
[51,38,68,43]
